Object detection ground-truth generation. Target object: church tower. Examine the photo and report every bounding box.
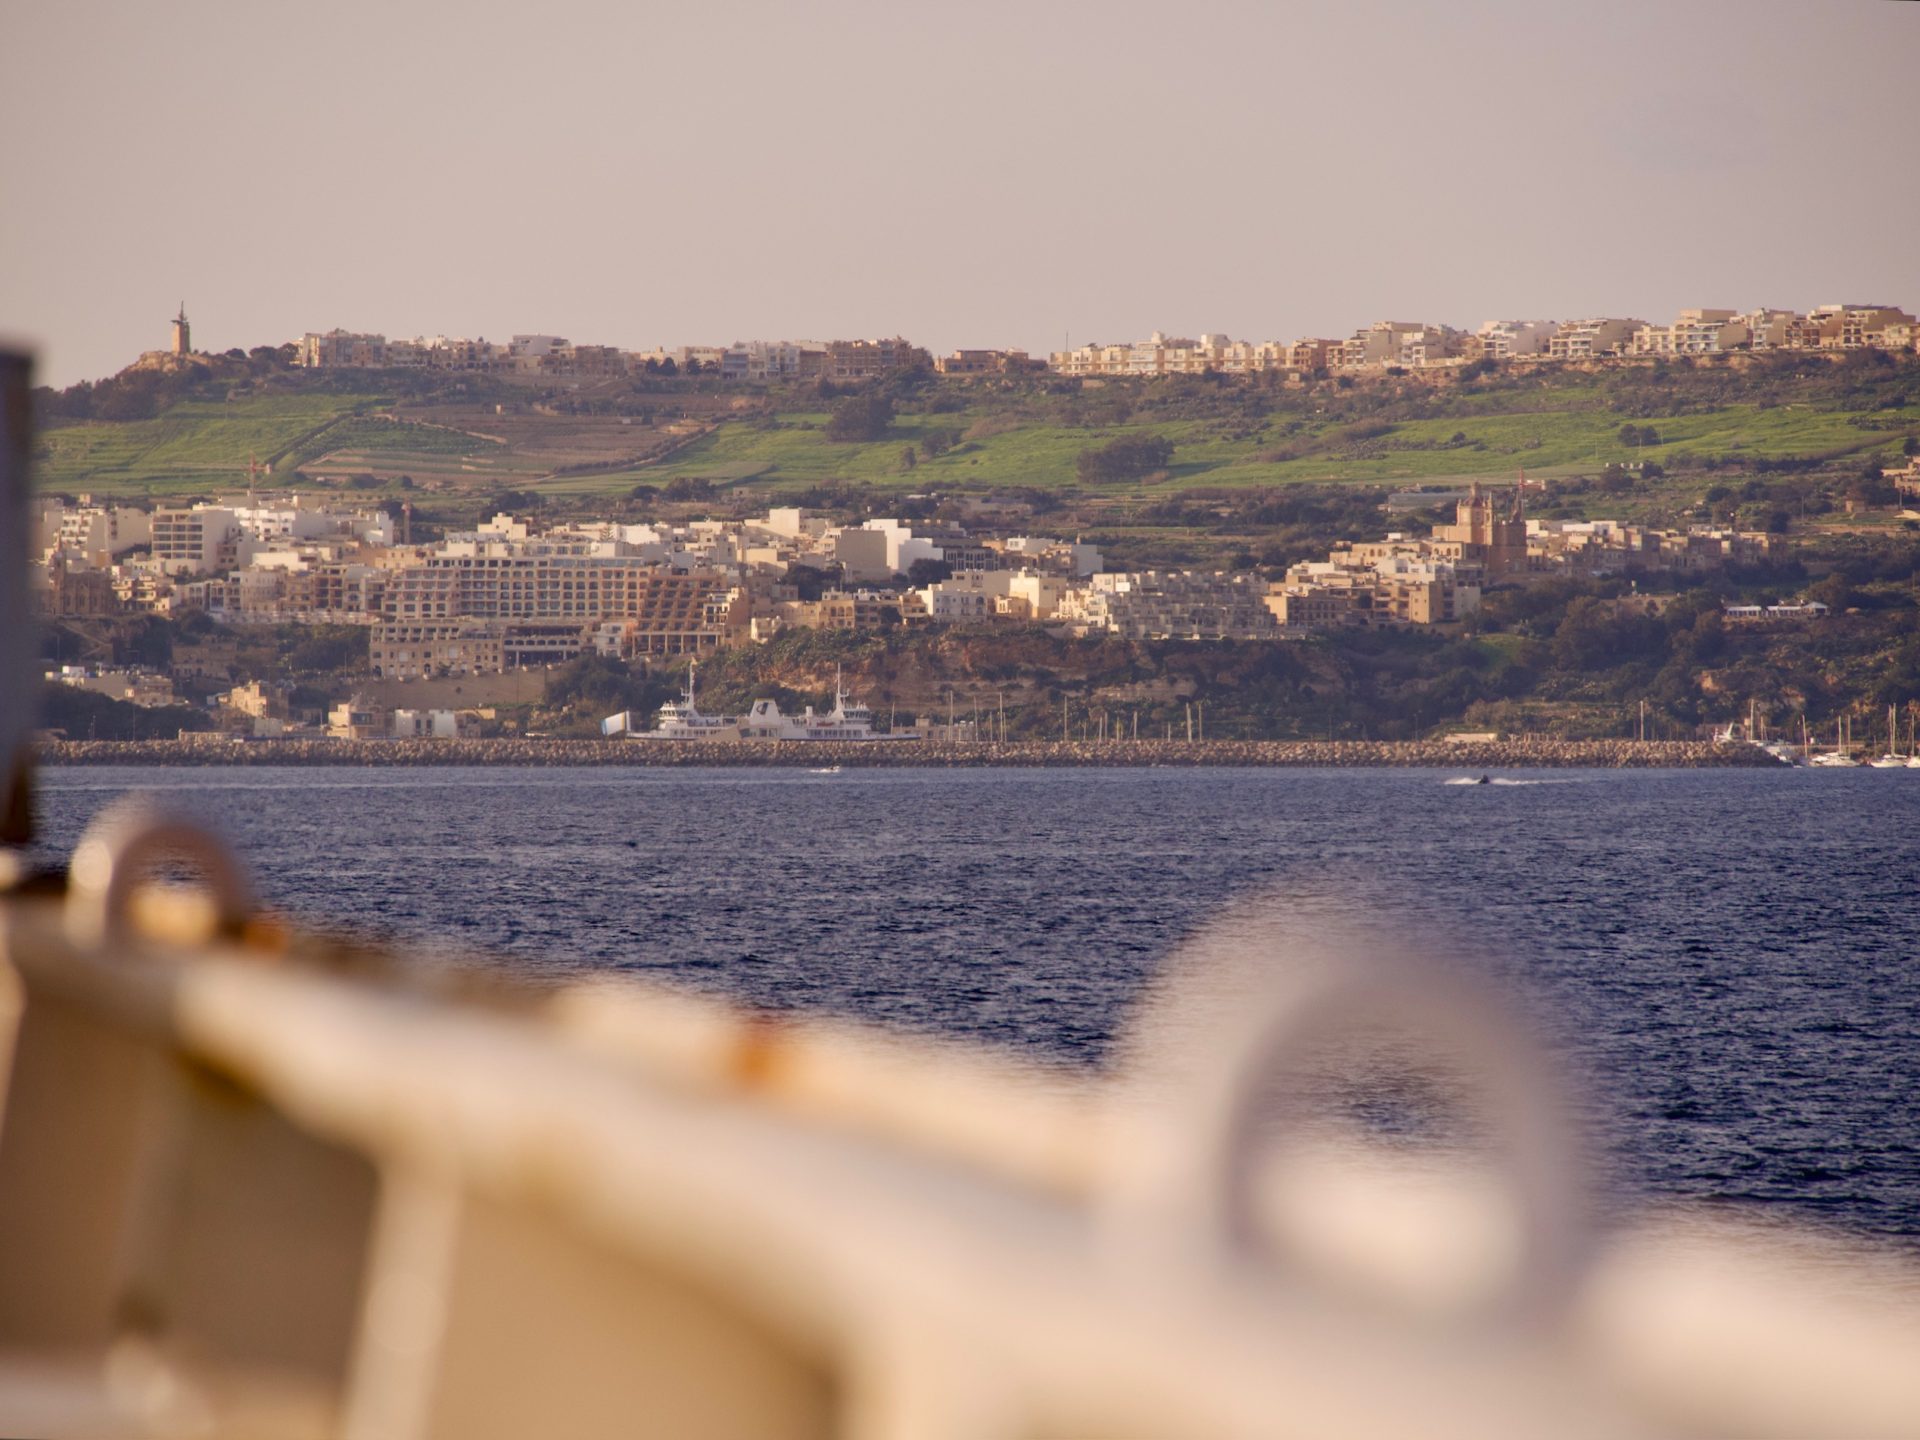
[170,303,191,356]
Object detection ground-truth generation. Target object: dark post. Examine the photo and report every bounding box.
[0,351,36,845]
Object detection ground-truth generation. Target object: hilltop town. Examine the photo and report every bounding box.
[285,302,1920,380]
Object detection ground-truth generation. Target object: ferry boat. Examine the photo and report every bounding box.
[633,666,917,742]
[640,665,747,740]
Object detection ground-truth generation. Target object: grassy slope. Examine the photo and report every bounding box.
[34,368,1920,500]
[640,398,1919,496]
[38,392,389,495]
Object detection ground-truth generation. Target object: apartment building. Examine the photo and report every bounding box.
[1476,320,1558,360]
[824,337,930,380]
[1810,305,1918,349]
[369,620,507,679]
[1048,333,1288,378]
[299,330,391,368]
[1060,572,1281,641]
[1548,318,1646,361]
[719,341,827,381]
[383,553,692,622]
[933,349,1045,377]
[1631,309,1751,356]
[1741,309,1815,350]
[151,506,240,576]
[1285,339,1342,371]
[1367,557,1480,624]
[1263,580,1365,629]
[1332,322,1426,369]
[53,505,150,559]
[918,570,1013,622]
[373,555,742,674]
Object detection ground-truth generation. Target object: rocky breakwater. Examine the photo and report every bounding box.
[38,737,1783,768]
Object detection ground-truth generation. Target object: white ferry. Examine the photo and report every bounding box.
[622,666,917,742]
[642,666,746,740]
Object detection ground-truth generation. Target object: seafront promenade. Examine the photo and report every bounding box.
[38,737,1780,768]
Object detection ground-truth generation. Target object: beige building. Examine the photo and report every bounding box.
[825,337,929,380]
[934,349,1043,376]
[1264,582,1363,629]
[1428,486,1529,581]
[1475,320,1559,360]
[1632,309,1751,355]
[151,506,239,576]
[1061,572,1281,641]
[369,620,507,680]
[1549,318,1646,361]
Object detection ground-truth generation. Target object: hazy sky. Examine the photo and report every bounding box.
[3,0,1915,386]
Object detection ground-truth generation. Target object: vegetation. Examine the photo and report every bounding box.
[1077,433,1175,484]
[39,685,214,741]
[31,349,1920,503]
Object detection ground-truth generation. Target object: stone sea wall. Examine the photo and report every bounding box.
[37,738,1783,769]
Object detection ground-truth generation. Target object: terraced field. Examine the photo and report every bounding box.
[641,399,1920,496]
[36,393,386,495]
[32,363,1920,501]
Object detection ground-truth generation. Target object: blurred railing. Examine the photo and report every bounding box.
[1,798,1918,1439]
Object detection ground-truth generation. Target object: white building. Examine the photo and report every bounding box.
[151,506,239,576]
[1476,320,1558,360]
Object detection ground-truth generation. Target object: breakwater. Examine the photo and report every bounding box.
[37,738,1782,768]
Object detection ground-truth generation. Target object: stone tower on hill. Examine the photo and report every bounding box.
[170,304,191,356]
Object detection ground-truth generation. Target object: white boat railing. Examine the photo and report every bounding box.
[1,797,1918,1439]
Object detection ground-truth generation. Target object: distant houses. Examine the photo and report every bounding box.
[1045,304,1920,377]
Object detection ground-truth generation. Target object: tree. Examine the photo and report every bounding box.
[1076,433,1175,484]
[899,446,916,472]
[785,563,836,601]
[662,476,714,503]
[906,557,952,587]
[825,393,895,442]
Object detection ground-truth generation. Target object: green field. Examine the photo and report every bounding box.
[635,400,1918,496]
[33,361,1920,501]
[37,392,389,495]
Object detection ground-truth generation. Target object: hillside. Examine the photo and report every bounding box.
[31,350,1920,508]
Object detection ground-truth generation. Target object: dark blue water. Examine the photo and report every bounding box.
[27,766,1920,1249]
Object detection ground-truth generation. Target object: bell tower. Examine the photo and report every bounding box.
[170,303,191,356]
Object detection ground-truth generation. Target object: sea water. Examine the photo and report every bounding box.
[28,765,1920,1248]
